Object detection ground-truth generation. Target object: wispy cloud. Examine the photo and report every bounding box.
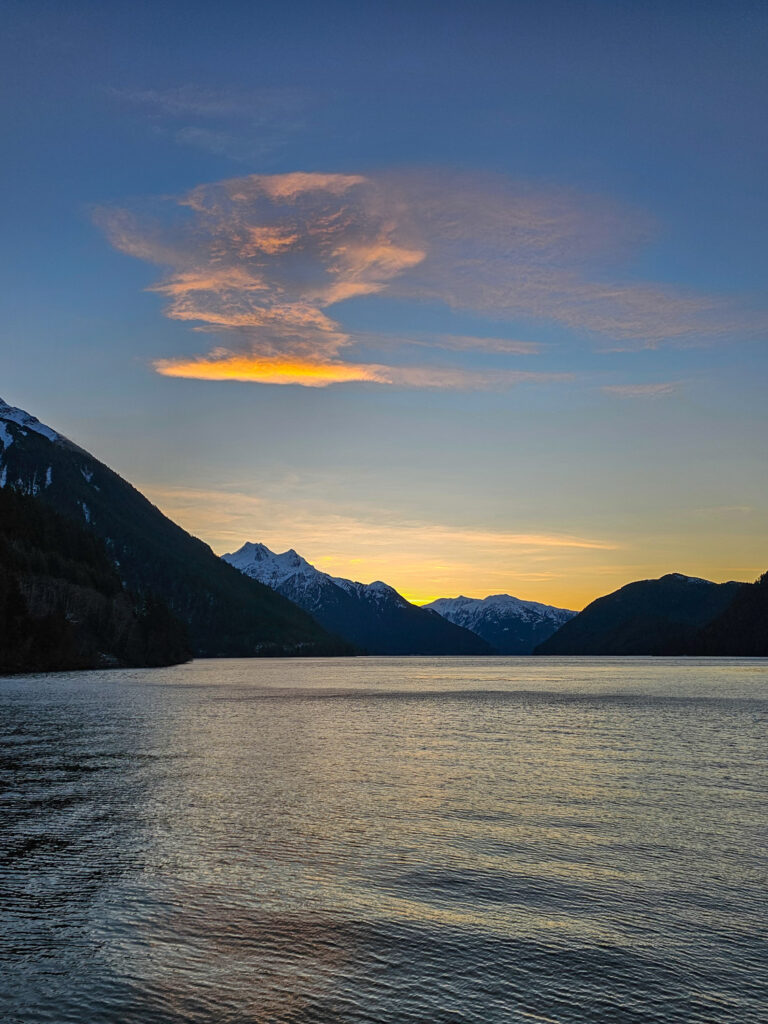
[96,170,766,389]
[113,85,309,161]
[692,504,754,516]
[145,482,620,605]
[370,333,543,355]
[146,485,620,554]
[601,381,682,398]
[116,86,260,118]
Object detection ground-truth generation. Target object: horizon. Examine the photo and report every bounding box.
[219,535,751,611]
[2,1,766,610]
[3,387,761,611]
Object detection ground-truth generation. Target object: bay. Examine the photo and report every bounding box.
[1,657,766,1023]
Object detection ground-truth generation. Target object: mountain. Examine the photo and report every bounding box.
[0,485,191,673]
[534,573,744,656]
[691,571,768,656]
[222,542,493,655]
[423,594,576,654]
[0,398,348,657]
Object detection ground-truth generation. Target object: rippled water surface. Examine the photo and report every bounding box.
[1,657,766,1023]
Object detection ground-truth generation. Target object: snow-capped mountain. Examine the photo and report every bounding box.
[223,542,492,655]
[0,398,344,657]
[0,398,63,447]
[424,593,577,654]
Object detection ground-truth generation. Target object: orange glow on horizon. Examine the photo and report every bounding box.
[140,483,765,615]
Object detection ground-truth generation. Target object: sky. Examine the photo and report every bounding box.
[1,0,766,608]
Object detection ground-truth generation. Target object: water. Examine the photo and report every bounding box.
[1,657,766,1023]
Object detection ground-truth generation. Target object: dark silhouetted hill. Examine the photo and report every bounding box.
[690,571,768,655]
[0,486,191,672]
[0,398,349,658]
[534,573,744,656]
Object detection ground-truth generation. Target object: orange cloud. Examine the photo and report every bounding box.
[150,268,268,296]
[243,227,300,254]
[96,169,766,389]
[242,172,366,201]
[154,352,387,387]
[153,349,569,390]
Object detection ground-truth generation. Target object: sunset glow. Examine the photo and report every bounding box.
[3,0,765,607]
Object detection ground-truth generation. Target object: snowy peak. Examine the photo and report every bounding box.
[223,541,318,589]
[0,398,99,501]
[0,399,342,656]
[221,541,491,655]
[223,541,405,603]
[426,592,575,626]
[223,542,410,609]
[233,541,272,562]
[0,397,61,448]
[424,592,577,654]
[223,541,576,655]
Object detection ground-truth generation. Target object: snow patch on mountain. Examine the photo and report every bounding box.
[223,542,406,606]
[0,422,14,451]
[0,398,61,444]
[424,592,577,654]
[223,541,319,588]
[426,593,575,629]
[331,575,408,606]
[222,541,492,655]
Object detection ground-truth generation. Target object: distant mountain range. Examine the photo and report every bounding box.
[424,594,575,654]
[534,573,746,655]
[0,398,348,661]
[222,542,492,655]
[1,396,765,669]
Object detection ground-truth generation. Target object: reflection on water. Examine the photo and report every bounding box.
[1,658,766,1023]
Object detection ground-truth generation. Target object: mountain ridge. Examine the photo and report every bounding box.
[0,398,349,658]
[534,573,745,656]
[687,571,768,656]
[424,593,576,654]
[223,541,492,655]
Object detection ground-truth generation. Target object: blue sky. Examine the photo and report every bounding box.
[2,0,766,605]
